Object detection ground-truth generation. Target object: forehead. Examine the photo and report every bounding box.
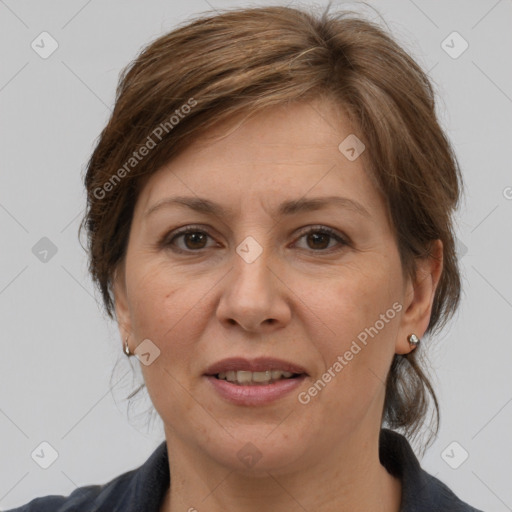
[135,98,386,222]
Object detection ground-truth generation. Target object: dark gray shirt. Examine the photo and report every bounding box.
[4,428,484,511]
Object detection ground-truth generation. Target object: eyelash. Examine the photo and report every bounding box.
[161,224,350,255]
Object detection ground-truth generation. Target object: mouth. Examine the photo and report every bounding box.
[203,357,308,405]
[204,357,308,381]
[213,369,305,385]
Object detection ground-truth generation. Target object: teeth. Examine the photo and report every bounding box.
[216,370,296,384]
[253,370,272,382]
[237,370,253,384]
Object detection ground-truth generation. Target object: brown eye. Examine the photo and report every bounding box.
[164,226,215,252]
[305,232,331,250]
[294,226,348,253]
[181,231,208,250]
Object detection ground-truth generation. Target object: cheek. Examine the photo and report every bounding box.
[314,263,399,344]
[129,265,208,414]
[305,260,401,396]
[126,262,205,351]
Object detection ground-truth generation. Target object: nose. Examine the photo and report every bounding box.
[216,244,292,333]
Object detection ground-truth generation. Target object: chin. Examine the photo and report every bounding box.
[200,427,311,476]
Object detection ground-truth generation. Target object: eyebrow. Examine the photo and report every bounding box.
[144,195,371,219]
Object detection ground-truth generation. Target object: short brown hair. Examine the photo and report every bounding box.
[80,3,463,451]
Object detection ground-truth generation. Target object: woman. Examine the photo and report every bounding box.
[6,4,484,511]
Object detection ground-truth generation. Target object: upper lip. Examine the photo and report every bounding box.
[204,357,308,376]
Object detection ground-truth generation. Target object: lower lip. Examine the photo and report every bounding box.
[204,375,307,406]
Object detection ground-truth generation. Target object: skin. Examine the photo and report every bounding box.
[113,97,443,512]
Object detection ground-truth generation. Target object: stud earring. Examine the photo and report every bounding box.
[408,333,420,347]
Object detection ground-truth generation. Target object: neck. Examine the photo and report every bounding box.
[160,425,402,512]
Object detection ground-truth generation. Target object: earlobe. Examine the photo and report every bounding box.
[395,240,443,355]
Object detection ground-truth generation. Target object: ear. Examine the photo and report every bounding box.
[395,239,443,355]
[112,260,133,350]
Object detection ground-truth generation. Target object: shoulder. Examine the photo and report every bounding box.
[379,428,485,512]
[2,470,134,512]
[2,440,169,512]
[418,470,485,512]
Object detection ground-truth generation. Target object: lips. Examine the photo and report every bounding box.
[204,357,308,377]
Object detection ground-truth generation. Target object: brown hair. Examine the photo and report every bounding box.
[79,3,463,452]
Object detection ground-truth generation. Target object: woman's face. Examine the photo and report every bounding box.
[114,98,438,474]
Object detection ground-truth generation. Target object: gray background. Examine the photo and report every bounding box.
[0,0,511,510]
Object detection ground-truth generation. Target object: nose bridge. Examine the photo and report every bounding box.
[216,231,290,331]
[231,235,274,303]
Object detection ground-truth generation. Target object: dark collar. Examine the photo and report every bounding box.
[379,428,480,511]
[114,429,478,512]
